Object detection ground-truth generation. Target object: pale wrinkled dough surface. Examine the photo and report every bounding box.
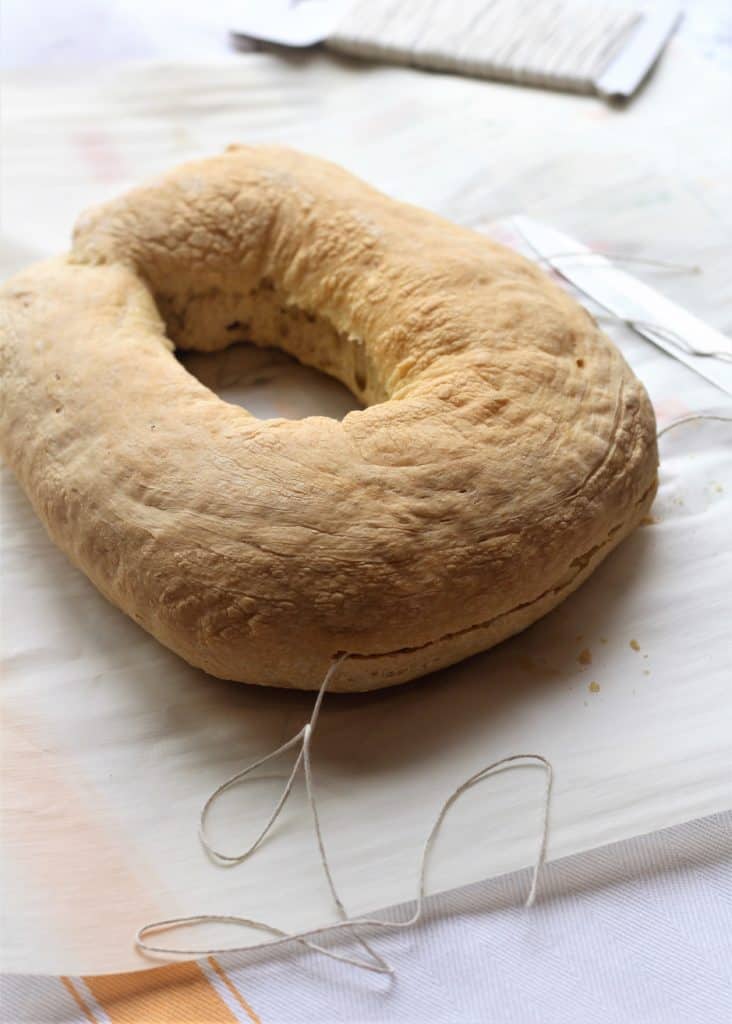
[0,146,658,690]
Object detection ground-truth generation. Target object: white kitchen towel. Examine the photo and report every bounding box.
[2,810,730,1023]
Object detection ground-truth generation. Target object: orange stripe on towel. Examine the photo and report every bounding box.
[60,977,101,1024]
[207,957,263,1024]
[84,961,239,1024]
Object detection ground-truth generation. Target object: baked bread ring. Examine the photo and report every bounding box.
[0,146,657,691]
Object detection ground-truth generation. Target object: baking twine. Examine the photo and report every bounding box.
[656,413,732,438]
[536,253,701,274]
[532,253,732,362]
[330,0,640,94]
[522,234,732,363]
[136,655,552,973]
[592,317,732,363]
[136,414,731,973]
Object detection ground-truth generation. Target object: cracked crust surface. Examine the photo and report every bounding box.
[0,145,658,690]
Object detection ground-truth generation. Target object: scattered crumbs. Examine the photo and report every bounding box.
[643,653,649,659]
[578,647,592,666]
[643,670,650,676]
[630,639,640,652]
[640,515,658,526]
[588,681,600,694]
[600,636,608,644]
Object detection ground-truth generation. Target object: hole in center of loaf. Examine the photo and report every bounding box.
[180,343,362,421]
[155,274,384,408]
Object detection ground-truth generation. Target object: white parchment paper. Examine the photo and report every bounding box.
[1,46,731,973]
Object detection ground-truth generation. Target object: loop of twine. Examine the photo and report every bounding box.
[136,655,553,973]
[515,225,732,364]
[593,317,732,364]
[656,413,732,438]
[534,252,701,275]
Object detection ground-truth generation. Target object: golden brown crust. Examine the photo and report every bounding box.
[0,146,658,690]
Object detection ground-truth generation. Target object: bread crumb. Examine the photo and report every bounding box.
[600,636,608,644]
[640,515,658,526]
[630,639,640,652]
[578,647,592,666]
[643,670,650,676]
[589,681,600,694]
[575,634,583,642]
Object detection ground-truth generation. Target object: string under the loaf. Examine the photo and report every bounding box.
[329,0,640,94]
[657,413,732,438]
[591,315,732,363]
[515,228,731,363]
[136,654,554,973]
[533,252,701,275]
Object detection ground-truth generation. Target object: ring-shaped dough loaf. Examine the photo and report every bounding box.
[0,146,658,691]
